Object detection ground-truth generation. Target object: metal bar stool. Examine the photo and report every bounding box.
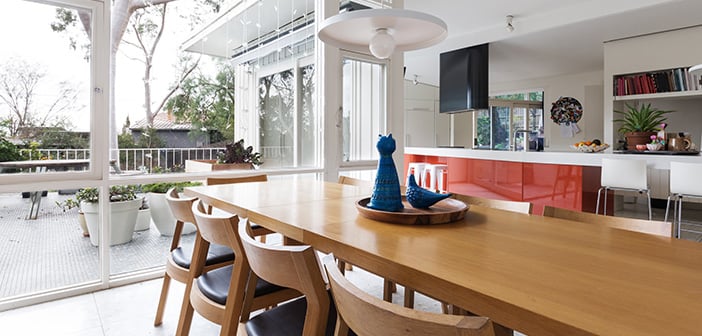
[665,162,702,239]
[596,158,651,220]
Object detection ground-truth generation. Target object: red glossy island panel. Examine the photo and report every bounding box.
[405,154,607,215]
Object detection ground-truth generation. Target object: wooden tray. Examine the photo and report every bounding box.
[356,197,468,225]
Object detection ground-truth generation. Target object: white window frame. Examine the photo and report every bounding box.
[339,51,388,169]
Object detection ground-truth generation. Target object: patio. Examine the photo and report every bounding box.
[0,191,193,300]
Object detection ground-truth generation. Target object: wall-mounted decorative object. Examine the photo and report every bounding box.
[550,96,583,137]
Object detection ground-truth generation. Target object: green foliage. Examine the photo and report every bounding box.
[0,138,23,162]
[136,127,166,148]
[613,103,673,133]
[38,131,88,149]
[56,185,138,211]
[217,139,262,166]
[166,62,236,142]
[476,114,490,147]
[141,181,202,194]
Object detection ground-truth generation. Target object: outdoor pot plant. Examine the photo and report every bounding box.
[57,185,142,246]
[141,181,202,236]
[217,139,263,168]
[613,102,673,150]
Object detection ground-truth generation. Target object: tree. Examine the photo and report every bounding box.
[51,0,222,161]
[166,61,236,142]
[0,58,79,137]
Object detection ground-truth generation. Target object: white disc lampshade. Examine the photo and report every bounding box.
[318,8,447,59]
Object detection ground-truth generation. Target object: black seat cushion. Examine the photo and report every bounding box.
[171,243,234,269]
[196,265,285,305]
[245,291,355,336]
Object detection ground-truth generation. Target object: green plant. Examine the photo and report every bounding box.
[613,103,673,133]
[216,139,263,166]
[0,138,23,162]
[141,181,202,194]
[57,185,138,211]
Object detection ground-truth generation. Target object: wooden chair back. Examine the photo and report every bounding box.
[452,193,533,214]
[322,256,495,336]
[542,205,672,237]
[165,188,198,249]
[238,221,330,336]
[206,174,268,185]
[182,200,300,335]
[338,175,374,193]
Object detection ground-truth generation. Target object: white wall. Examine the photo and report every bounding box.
[491,70,604,151]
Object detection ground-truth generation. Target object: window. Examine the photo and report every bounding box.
[474,91,544,150]
[341,57,387,163]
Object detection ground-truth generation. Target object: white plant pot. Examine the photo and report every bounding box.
[135,208,151,231]
[147,192,196,236]
[81,198,141,246]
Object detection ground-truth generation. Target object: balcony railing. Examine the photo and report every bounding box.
[17,146,296,172]
[19,147,225,172]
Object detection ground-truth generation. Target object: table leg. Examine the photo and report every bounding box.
[26,191,42,220]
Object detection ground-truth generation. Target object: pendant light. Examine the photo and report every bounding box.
[318,6,447,59]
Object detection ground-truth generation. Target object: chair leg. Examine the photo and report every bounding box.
[645,190,652,221]
[603,187,609,216]
[664,195,672,223]
[678,196,684,239]
[153,273,172,326]
[403,287,415,308]
[596,187,604,215]
[383,280,394,302]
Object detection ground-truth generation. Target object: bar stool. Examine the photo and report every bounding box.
[596,158,651,220]
[665,162,702,238]
[425,163,448,192]
[405,162,426,187]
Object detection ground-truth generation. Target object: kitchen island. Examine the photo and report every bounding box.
[404,147,702,215]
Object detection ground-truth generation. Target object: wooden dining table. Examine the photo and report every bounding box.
[185,179,702,336]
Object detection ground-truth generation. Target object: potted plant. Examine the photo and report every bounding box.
[58,186,142,246]
[56,197,89,237]
[134,197,151,231]
[141,181,202,236]
[613,103,673,150]
[185,139,263,172]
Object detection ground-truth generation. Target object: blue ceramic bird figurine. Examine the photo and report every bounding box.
[406,174,451,209]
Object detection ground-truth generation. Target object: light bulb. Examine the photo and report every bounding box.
[369,28,395,59]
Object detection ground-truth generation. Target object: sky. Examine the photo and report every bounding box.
[0,0,207,133]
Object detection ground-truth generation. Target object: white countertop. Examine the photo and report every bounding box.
[405,147,702,169]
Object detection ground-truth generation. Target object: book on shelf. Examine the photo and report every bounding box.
[613,66,701,96]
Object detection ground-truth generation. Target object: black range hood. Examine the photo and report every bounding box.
[439,43,489,113]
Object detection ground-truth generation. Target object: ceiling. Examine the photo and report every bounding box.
[183,0,702,87]
[403,0,702,86]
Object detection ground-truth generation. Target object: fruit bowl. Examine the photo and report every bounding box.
[571,143,609,153]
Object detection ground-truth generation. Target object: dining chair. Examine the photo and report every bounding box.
[596,158,651,220]
[206,173,274,242]
[153,188,235,327]
[451,193,533,214]
[664,162,702,238]
[176,200,301,336]
[322,255,496,336]
[404,192,532,310]
[238,220,343,336]
[543,205,672,237]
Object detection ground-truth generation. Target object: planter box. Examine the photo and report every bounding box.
[185,159,254,172]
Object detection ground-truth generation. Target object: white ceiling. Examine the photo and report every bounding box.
[403,0,702,86]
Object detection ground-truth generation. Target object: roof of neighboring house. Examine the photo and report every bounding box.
[130,113,193,131]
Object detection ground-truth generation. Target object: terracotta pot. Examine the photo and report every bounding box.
[625,131,656,150]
